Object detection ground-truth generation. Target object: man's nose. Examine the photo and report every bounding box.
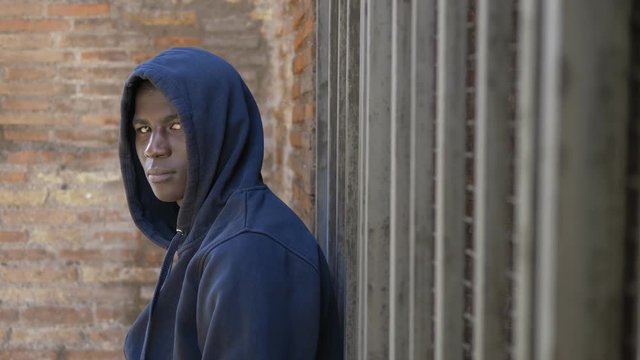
[144,130,171,159]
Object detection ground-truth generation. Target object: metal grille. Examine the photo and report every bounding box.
[315,0,636,359]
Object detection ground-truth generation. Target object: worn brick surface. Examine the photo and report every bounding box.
[0,0,315,357]
[256,0,317,229]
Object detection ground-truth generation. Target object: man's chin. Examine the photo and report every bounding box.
[150,189,181,204]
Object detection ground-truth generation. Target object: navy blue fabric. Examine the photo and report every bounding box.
[119,47,342,359]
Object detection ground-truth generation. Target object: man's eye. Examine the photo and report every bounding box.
[136,126,150,134]
[170,123,182,130]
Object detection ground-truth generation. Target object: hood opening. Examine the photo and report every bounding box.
[119,47,264,248]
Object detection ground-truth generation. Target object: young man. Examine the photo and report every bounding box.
[119,47,342,359]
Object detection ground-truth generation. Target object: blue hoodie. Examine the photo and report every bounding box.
[119,47,342,359]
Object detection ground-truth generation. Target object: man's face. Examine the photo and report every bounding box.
[133,88,188,206]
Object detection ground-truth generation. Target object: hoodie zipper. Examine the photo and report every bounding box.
[140,229,185,360]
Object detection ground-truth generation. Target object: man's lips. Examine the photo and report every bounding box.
[146,168,176,183]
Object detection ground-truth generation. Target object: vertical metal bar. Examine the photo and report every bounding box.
[435,0,468,359]
[326,0,340,275]
[390,0,412,357]
[344,0,361,357]
[629,4,640,359]
[535,0,630,359]
[335,0,348,339]
[357,1,369,357]
[360,0,392,358]
[513,0,540,358]
[315,0,331,253]
[473,0,514,358]
[410,0,436,357]
[634,6,640,358]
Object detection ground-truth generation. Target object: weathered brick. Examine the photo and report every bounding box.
[299,69,314,95]
[156,36,201,48]
[79,82,123,96]
[2,209,77,225]
[57,65,132,81]
[64,150,118,169]
[53,98,119,114]
[293,47,312,74]
[81,50,129,62]
[0,230,27,243]
[95,306,138,325]
[293,8,306,30]
[0,4,45,17]
[304,102,315,120]
[0,114,74,126]
[3,129,50,141]
[203,17,253,33]
[58,249,136,264]
[0,34,52,49]
[77,208,128,223]
[81,114,119,127]
[6,151,55,164]
[0,285,137,306]
[84,326,127,348]
[80,266,158,284]
[10,327,84,346]
[58,33,115,48]
[230,52,268,66]
[0,308,19,322]
[0,190,47,206]
[51,189,123,206]
[65,350,123,360]
[0,171,27,183]
[289,128,307,148]
[204,35,261,49]
[138,247,165,266]
[131,50,156,63]
[291,182,313,218]
[127,11,198,26]
[29,228,85,248]
[94,230,138,241]
[293,15,314,51]
[21,306,91,324]
[0,350,57,360]
[0,248,53,262]
[292,81,301,99]
[139,285,155,302]
[288,151,314,180]
[54,128,118,145]
[4,66,56,81]
[62,170,122,184]
[250,8,272,21]
[0,82,73,96]
[292,104,305,123]
[0,50,73,63]
[2,99,50,112]
[0,19,70,32]
[48,3,110,17]
[73,18,115,32]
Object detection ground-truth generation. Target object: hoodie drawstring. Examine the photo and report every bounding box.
[140,229,185,360]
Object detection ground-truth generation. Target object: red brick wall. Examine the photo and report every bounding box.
[0,1,315,358]
[258,0,316,230]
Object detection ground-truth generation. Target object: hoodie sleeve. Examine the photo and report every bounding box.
[196,232,322,359]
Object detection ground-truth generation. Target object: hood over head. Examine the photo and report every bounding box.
[119,47,264,248]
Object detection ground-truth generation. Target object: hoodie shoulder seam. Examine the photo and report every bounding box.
[197,229,320,276]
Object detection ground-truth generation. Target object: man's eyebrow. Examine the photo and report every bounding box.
[132,118,148,126]
[162,114,180,123]
[131,114,179,126]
